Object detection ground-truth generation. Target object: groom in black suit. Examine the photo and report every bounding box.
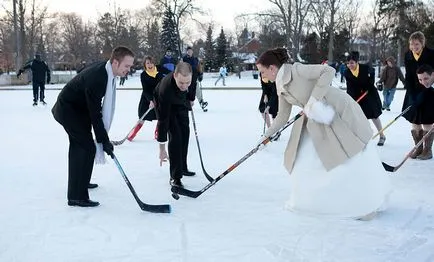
[52,46,135,207]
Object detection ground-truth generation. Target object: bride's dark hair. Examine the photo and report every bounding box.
[256,47,290,67]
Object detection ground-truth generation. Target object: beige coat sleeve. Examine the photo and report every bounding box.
[264,95,292,138]
[297,64,335,101]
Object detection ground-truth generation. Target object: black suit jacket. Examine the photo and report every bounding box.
[52,61,111,143]
[154,72,190,143]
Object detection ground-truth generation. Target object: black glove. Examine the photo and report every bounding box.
[198,73,203,82]
[17,69,23,78]
[102,141,114,158]
[376,82,383,91]
[47,76,51,84]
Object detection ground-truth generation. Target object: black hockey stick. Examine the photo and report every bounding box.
[112,107,153,146]
[112,154,171,213]
[190,110,214,182]
[171,111,304,198]
[382,126,434,172]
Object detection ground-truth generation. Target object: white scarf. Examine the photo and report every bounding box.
[95,61,117,164]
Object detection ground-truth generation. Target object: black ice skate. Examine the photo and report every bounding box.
[200,101,208,112]
[32,101,37,106]
[40,100,47,105]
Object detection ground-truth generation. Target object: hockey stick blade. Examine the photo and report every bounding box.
[381,126,434,173]
[171,186,203,198]
[112,107,153,146]
[381,162,396,172]
[171,112,304,199]
[113,155,171,213]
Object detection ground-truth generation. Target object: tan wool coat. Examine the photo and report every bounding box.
[264,63,373,173]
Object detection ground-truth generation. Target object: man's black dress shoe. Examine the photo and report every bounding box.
[68,199,100,207]
[183,170,196,176]
[170,178,184,188]
[88,183,98,189]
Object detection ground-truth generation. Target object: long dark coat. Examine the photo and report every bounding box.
[345,63,382,119]
[138,66,169,121]
[402,46,434,123]
[258,77,278,118]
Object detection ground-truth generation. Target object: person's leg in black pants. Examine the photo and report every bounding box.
[179,109,190,173]
[32,81,39,103]
[168,113,184,181]
[39,82,46,102]
[64,122,96,202]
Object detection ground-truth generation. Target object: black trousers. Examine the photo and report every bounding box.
[63,120,96,201]
[33,81,45,102]
[168,109,190,179]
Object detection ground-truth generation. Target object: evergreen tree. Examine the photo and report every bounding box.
[216,27,227,68]
[301,32,321,63]
[147,20,162,61]
[204,25,215,72]
[160,6,179,58]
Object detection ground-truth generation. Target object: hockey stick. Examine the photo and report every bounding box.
[190,110,214,182]
[112,107,153,146]
[112,154,171,213]
[171,111,304,198]
[372,105,412,139]
[172,91,369,198]
[382,126,434,172]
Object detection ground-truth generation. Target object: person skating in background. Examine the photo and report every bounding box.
[257,47,390,220]
[214,64,227,86]
[377,56,405,111]
[17,53,51,106]
[195,59,208,111]
[182,46,208,111]
[51,46,135,207]
[401,31,434,159]
[339,62,346,83]
[344,51,386,146]
[412,64,434,160]
[127,56,170,142]
[160,48,177,72]
[258,73,278,138]
[154,62,196,188]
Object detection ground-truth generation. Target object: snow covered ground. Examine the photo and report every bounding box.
[1,74,433,262]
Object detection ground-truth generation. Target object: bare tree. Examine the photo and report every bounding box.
[151,0,201,55]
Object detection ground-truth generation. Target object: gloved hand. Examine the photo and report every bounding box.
[17,69,23,78]
[47,76,51,84]
[102,141,114,158]
[304,97,335,125]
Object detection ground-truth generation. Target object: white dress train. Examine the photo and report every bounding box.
[286,132,391,219]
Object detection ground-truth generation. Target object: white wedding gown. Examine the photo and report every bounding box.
[286,133,391,219]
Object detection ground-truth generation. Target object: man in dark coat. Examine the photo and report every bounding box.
[52,46,135,207]
[182,46,208,111]
[154,62,196,188]
[17,54,51,106]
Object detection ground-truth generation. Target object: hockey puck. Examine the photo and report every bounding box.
[203,109,208,112]
[172,193,180,200]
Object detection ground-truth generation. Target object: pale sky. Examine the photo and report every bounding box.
[44,0,267,32]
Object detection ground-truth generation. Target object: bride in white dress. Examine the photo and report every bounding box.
[256,48,390,219]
